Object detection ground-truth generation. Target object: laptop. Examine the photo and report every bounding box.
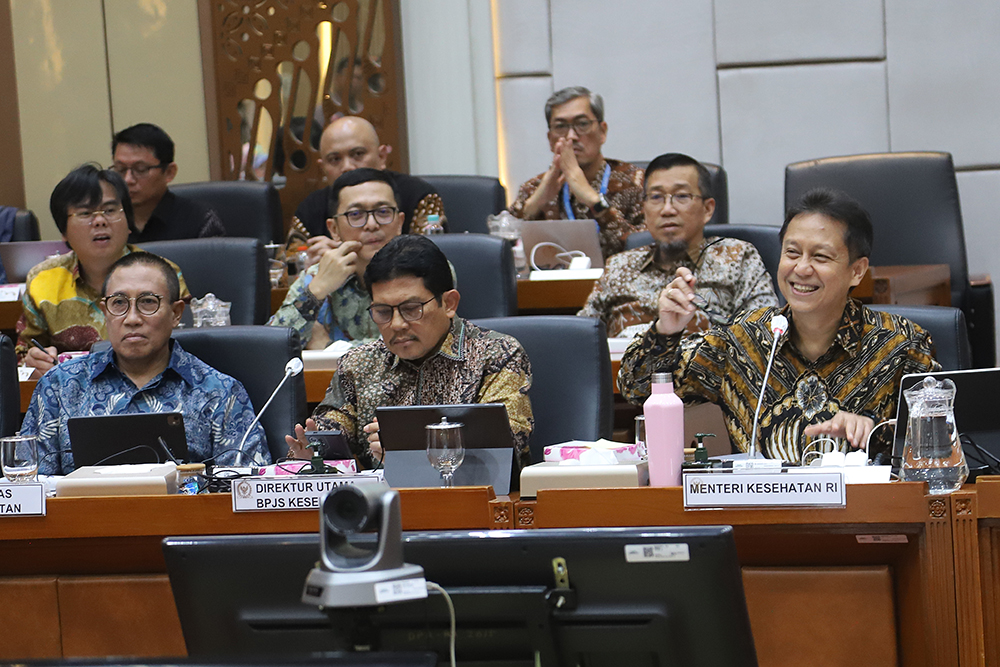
[0,240,68,283]
[892,368,1000,472]
[68,412,190,468]
[375,403,516,493]
[520,219,605,270]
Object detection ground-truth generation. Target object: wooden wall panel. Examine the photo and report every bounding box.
[0,0,25,208]
[0,576,62,659]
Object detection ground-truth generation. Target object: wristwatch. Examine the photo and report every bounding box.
[592,193,610,215]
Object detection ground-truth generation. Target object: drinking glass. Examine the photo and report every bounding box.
[268,259,286,288]
[1,435,38,483]
[426,418,465,488]
[635,415,647,459]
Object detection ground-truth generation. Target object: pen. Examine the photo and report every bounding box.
[30,338,57,364]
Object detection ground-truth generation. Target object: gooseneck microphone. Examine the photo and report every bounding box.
[236,357,304,466]
[749,315,788,459]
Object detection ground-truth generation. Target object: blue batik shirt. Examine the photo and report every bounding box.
[21,340,270,475]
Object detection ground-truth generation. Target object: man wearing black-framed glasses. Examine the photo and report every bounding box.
[269,168,405,350]
[509,86,645,259]
[21,252,269,475]
[112,123,225,242]
[284,235,534,471]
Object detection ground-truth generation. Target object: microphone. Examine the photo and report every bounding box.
[236,358,304,466]
[749,315,788,459]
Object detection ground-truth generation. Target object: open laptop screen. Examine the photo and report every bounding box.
[68,412,189,468]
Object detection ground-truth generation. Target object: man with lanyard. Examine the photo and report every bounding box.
[509,86,645,259]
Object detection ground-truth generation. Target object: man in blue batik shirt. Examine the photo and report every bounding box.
[21,252,269,475]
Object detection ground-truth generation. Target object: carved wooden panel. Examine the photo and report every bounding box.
[949,490,985,667]
[199,0,408,231]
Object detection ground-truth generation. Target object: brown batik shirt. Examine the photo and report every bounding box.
[578,238,778,338]
[312,317,534,469]
[509,158,645,259]
[618,299,939,462]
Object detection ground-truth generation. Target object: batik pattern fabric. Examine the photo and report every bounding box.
[15,245,190,358]
[509,158,645,259]
[267,266,379,347]
[618,299,940,462]
[21,341,269,475]
[311,318,534,469]
[578,238,778,337]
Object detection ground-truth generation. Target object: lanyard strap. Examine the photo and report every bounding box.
[562,162,611,222]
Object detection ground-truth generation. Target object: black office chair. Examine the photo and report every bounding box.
[0,335,20,436]
[868,305,972,371]
[473,316,613,463]
[785,151,995,367]
[624,224,782,296]
[630,160,729,225]
[139,238,270,325]
[171,181,283,245]
[12,209,40,241]
[431,234,517,319]
[418,175,507,235]
[172,326,307,464]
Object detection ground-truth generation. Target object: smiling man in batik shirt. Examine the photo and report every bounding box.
[286,235,534,469]
[618,188,939,463]
[579,153,777,337]
[508,86,644,259]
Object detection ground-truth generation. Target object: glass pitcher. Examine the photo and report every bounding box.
[900,376,968,494]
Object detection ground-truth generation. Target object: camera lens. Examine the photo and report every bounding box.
[323,486,371,534]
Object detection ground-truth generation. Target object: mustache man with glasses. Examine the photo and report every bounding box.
[21,252,268,475]
[112,122,225,243]
[509,86,645,259]
[269,168,406,350]
[284,235,534,470]
[17,164,189,376]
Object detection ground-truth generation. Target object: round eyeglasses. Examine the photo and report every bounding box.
[69,205,125,225]
[337,206,398,228]
[103,293,164,317]
[368,297,435,325]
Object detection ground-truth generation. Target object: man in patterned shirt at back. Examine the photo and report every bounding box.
[579,152,778,337]
[285,235,534,469]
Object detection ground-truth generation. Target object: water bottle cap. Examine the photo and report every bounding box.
[651,372,672,384]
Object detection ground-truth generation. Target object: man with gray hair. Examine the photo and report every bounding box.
[509,86,644,259]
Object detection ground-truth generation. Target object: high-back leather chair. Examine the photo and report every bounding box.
[431,234,517,319]
[868,305,972,371]
[172,326,306,464]
[12,209,40,241]
[624,224,781,295]
[785,151,994,367]
[473,316,613,463]
[631,160,729,225]
[171,181,283,245]
[419,175,506,234]
[0,335,20,437]
[140,238,270,325]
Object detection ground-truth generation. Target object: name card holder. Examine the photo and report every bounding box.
[683,471,845,509]
[0,483,46,516]
[231,472,385,512]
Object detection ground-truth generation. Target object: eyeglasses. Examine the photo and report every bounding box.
[368,297,436,325]
[645,192,704,210]
[112,163,165,178]
[68,205,125,225]
[549,118,597,137]
[337,206,398,228]
[103,293,164,317]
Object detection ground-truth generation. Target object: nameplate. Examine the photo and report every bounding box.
[231,472,385,512]
[683,472,845,509]
[0,483,46,516]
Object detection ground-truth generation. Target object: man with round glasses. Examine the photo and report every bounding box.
[579,153,777,337]
[269,168,405,349]
[22,252,268,475]
[112,123,226,242]
[284,235,534,470]
[17,164,189,375]
[509,86,644,259]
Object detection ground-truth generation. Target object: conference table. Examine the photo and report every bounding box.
[0,480,995,667]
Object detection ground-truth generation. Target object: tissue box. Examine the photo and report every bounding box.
[520,461,649,498]
[543,439,642,464]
